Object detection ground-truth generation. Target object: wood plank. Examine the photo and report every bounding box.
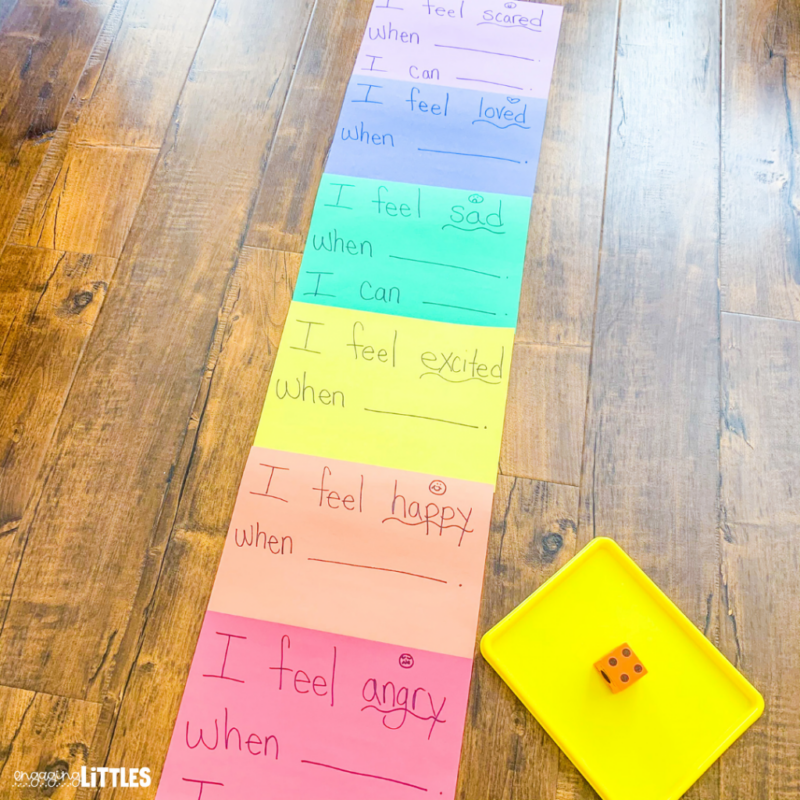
[71,0,217,149]
[500,0,620,487]
[721,0,800,321]
[579,0,722,649]
[11,0,218,259]
[11,143,157,257]
[555,751,601,800]
[0,0,314,702]
[719,312,800,799]
[164,248,301,536]
[501,343,590,486]
[245,0,374,253]
[515,0,619,348]
[0,0,113,250]
[0,685,101,799]
[575,0,722,798]
[0,245,115,543]
[457,475,579,800]
[95,247,300,794]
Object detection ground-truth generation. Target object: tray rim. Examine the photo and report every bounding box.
[480,536,765,800]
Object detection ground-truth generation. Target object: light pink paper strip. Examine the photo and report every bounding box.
[354,0,563,98]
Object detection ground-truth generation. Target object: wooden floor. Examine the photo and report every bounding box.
[0,0,798,797]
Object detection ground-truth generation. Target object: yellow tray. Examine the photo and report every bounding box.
[480,538,763,800]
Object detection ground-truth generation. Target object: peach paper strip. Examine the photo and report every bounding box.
[208,447,494,659]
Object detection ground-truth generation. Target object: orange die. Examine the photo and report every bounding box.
[594,643,647,693]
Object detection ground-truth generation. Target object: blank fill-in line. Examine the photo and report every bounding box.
[434,43,539,62]
[307,558,447,584]
[389,254,500,279]
[417,148,521,164]
[301,760,427,792]
[422,300,497,316]
[364,408,480,429]
[456,77,524,91]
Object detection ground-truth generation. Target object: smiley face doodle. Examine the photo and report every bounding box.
[399,653,415,669]
[505,1,516,7]
[428,479,447,496]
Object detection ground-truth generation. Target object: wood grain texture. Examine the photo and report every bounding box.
[0,245,115,533]
[0,0,314,702]
[501,343,590,486]
[246,0,374,253]
[575,0,722,797]
[5,0,129,250]
[11,143,157,257]
[0,0,113,249]
[71,0,217,149]
[515,0,619,348]
[457,475,579,800]
[96,248,300,797]
[721,0,800,320]
[11,0,218,259]
[499,0,619,486]
[580,0,721,622]
[0,684,101,799]
[719,313,800,799]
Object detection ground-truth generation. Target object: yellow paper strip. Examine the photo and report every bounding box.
[255,302,514,484]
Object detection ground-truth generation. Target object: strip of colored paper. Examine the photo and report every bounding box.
[157,613,473,800]
[208,447,494,658]
[254,302,514,485]
[354,0,563,98]
[297,174,531,327]
[326,77,547,195]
